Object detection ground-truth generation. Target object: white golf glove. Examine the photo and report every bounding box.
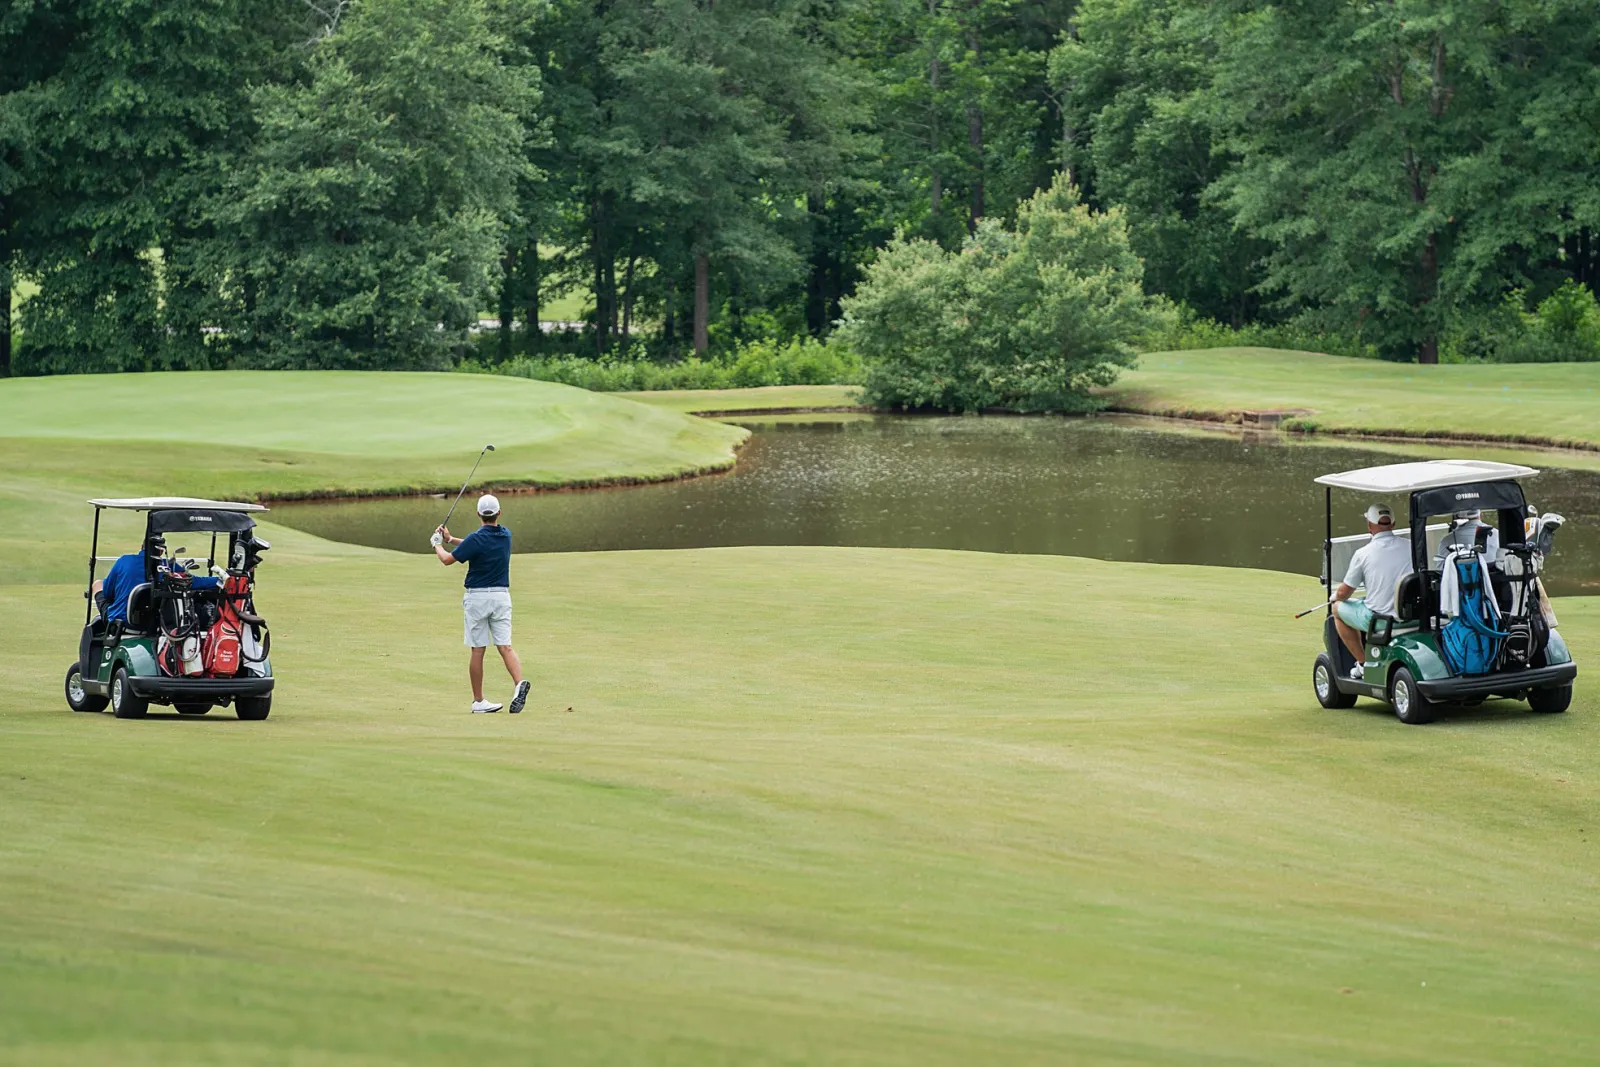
[430,531,445,548]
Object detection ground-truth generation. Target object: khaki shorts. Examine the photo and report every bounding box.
[463,588,512,647]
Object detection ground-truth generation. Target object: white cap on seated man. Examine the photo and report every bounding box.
[1329,503,1415,680]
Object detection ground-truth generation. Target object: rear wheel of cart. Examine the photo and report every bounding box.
[1528,685,1572,714]
[65,663,109,713]
[235,693,272,721]
[1389,667,1437,725]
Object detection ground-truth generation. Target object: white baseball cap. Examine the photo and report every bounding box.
[1363,504,1394,525]
[476,493,501,516]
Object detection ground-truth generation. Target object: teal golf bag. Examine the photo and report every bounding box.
[1439,550,1506,676]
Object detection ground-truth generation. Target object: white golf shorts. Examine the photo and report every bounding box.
[463,588,513,647]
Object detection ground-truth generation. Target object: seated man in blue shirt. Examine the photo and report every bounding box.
[433,494,531,715]
[93,534,219,623]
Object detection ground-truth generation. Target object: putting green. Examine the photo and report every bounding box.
[1108,347,1600,449]
[0,371,745,586]
[2,372,1598,1064]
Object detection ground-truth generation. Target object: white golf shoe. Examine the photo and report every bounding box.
[471,700,503,714]
[509,680,531,715]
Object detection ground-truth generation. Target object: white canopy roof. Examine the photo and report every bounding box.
[1314,460,1538,494]
[89,497,268,512]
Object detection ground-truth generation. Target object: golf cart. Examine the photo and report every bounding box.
[65,498,275,720]
[1311,460,1577,724]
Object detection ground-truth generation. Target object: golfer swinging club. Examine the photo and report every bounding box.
[432,495,531,714]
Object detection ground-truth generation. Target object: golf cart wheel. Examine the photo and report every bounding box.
[110,667,149,720]
[235,693,272,721]
[64,664,109,714]
[1389,667,1437,726]
[1528,685,1572,715]
[175,703,212,716]
[1313,654,1357,709]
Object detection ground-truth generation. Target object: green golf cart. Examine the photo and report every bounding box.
[1311,460,1577,724]
[65,497,275,720]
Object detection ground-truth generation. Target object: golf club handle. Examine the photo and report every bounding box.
[1295,603,1330,619]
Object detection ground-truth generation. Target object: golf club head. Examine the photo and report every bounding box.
[486,444,495,452]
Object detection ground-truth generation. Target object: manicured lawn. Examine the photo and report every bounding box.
[1107,347,1600,449]
[622,384,863,414]
[2,539,1597,1065]
[0,371,746,586]
[2,371,1598,1064]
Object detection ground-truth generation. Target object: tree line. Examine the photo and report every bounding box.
[3,0,1599,378]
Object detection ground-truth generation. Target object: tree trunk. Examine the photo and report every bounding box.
[604,245,618,340]
[498,248,517,362]
[620,237,638,343]
[592,195,611,355]
[524,239,540,347]
[0,202,9,376]
[1417,231,1440,364]
[694,251,709,356]
[967,23,983,232]
[1414,37,1448,366]
[928,0,941,219]
[967,104,984,232]
[806,193,829,336]
[0,279,11,378]
[663,278,677,350]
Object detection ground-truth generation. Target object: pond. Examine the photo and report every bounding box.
[269,414,1600,596]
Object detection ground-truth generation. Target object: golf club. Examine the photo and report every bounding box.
[1294,603,1330,619]
[438,445,495,532]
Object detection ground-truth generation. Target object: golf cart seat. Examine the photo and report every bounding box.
[1392,570,1440,624]
[124,583,156,635]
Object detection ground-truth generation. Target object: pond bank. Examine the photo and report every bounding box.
[1107,346,1600,451]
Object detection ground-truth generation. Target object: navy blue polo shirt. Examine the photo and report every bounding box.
[452,523,512,588]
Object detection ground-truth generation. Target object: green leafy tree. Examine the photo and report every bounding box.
[1049,0,1269,324]
[840,174,1162,411]
[9,0,299,374]
[196,0,538,369]
[1208,0,1594,363]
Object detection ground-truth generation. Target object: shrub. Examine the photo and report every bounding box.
[462,335,862,391]
[1442,281,1600,364]
[837,175,1167,413]
[1149,303,1378,360]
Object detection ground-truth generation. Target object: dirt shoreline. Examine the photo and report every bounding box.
[1101,403,1600,455]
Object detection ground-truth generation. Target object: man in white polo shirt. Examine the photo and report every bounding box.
[1330,503,1414,679]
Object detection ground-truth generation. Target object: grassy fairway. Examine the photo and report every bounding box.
[3,372,1599,1064]
[0,371,745,586]
[1,541,1598,1065]
[622,384,864,414]
[1108,347,1600,449]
